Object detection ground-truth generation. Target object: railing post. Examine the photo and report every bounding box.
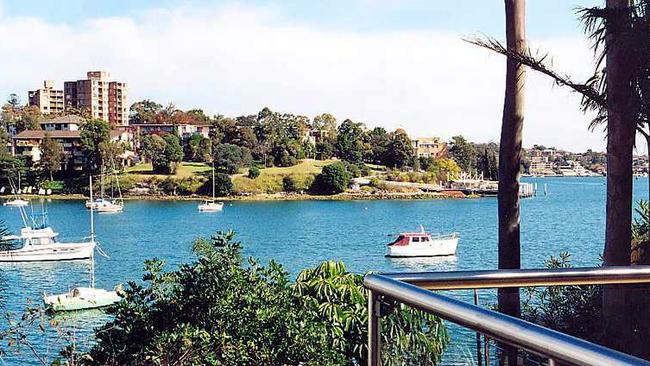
[368,290,381,366]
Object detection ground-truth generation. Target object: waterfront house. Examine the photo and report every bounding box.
[412,137,448,159]
[131,123,211,149]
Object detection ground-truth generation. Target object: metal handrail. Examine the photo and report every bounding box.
[364,266,650,366]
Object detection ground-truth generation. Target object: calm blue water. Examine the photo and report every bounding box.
[0,176,647,365]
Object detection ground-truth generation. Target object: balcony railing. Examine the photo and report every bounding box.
[364,266,650,366]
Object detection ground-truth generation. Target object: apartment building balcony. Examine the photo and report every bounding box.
[365,267,650,366]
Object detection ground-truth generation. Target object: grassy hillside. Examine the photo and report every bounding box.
[124,162,212,179]
[233,159,337,194]
[115,160,337,195]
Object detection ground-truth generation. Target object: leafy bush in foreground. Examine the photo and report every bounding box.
[83,232,448,366]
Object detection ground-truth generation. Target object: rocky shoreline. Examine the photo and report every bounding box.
[13,190,475,202]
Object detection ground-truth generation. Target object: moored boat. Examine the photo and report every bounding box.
[198,200,224,212]
[44,175,121,312]
[386,226,459,257]
[199,162,224,212]
[4,198,29,207]
[85,198,124,212]
[0,210,95,262]
[44,286,121,312]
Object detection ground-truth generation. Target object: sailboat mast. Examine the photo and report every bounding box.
[89,175,95,242]
[100,164,105,198]
[89,174,95,288]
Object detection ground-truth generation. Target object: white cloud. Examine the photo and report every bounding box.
[0,3,623,152]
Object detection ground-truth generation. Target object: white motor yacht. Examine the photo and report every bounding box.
[386,226,459,257]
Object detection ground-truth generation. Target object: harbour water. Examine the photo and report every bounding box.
[0,176,647,364]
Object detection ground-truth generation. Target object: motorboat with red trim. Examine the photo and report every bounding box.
[386,226,459,257]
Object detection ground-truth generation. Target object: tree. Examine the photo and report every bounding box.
[162,134,184,174]
[601,0,636,352]
[448,136,477,172]
[80,118,111,171]
[186,134,212,162]
[212,173,233,196]
[141,135,167,172]
[427,158,461,182]
[141,134,183,174]
[39,133,63,180]
[384,129,414,169]
[336,119,367,164]
[476,144,499,180]
[312,162,351,194]
[367,127,390,165]
[497,1,526,364]
[471,0,649,355]
[129,99,162,124]
[312,113,338,136]
[213,143,253,174]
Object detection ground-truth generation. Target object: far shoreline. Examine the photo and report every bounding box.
[8,191,478,203]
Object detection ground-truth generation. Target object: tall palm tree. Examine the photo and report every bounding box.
[498,0,526,363]
[470,0,647,355]
[602,0,635,353]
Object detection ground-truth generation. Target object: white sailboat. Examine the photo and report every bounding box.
[4,174,29,207]
[86,162,124,213]
[0,198,95,263]
[198,163,224,212]
[44,175,121,312]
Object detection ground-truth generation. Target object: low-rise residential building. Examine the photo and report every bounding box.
[11,114,135,171]
[412,137,447,159]
[40,115,84,131]
[28,80,65,115]
[12,130,85,170]
[131,123,211,148]
[529,155,554,175]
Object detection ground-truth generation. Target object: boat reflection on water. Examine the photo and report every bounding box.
[386,255,458,272]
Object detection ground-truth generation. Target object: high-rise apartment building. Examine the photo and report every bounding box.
[28,80,65,115]
[63,71,129,126]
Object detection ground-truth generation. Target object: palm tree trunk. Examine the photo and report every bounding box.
[498,1,525,364]
[603,0,634,354]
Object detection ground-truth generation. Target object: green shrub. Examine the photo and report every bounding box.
[248,166,261,179]
[311,162,351,195]
[212,173,233,196]
[82,232,448,366]
[283,175,298,192]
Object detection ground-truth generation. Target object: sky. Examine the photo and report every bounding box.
[1,0,636,153]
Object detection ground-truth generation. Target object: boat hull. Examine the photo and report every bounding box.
[386,236,458,257]
[198,203,224,212]
[3,199,28,207]
[44,287,120,312]
[0,242,95,262]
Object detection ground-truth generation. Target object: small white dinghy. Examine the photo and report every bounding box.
[199,163,224,212]
[386,226,459,257]
[44,175,121,312]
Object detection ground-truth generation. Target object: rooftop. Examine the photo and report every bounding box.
[39,115,85,125]
[14,130,81,139]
